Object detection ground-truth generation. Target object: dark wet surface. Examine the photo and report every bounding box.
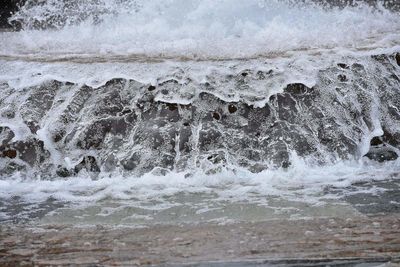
[310,0,400,10]
[1,216,399,266]
[0,0,24,28]
[162,259,397,267]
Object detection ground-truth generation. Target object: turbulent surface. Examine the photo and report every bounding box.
[2,0,400,59]
[0,53,400,178]
[1,0,400,223]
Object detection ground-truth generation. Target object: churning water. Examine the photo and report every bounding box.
[0,0,400,224]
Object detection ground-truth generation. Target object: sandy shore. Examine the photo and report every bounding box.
[1,215,400,266]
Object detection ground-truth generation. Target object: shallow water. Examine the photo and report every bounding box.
[1,159,399,225]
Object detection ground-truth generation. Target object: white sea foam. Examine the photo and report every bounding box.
[0,156,399,209]
[1,0,400,59]
[1,0,399,93]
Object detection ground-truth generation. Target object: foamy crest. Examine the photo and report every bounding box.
[1,156,399,208]
[1,0,400,59]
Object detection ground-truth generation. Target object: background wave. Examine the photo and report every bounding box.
[1,0,399,59]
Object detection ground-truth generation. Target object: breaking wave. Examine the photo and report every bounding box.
[1,0,400,59]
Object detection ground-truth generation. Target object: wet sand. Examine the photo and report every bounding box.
[1,215,400,266]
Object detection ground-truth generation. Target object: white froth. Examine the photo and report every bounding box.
[0,157,399,209]
[1,0,400,59]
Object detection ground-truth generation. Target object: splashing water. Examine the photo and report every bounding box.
[1,0,400,59]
